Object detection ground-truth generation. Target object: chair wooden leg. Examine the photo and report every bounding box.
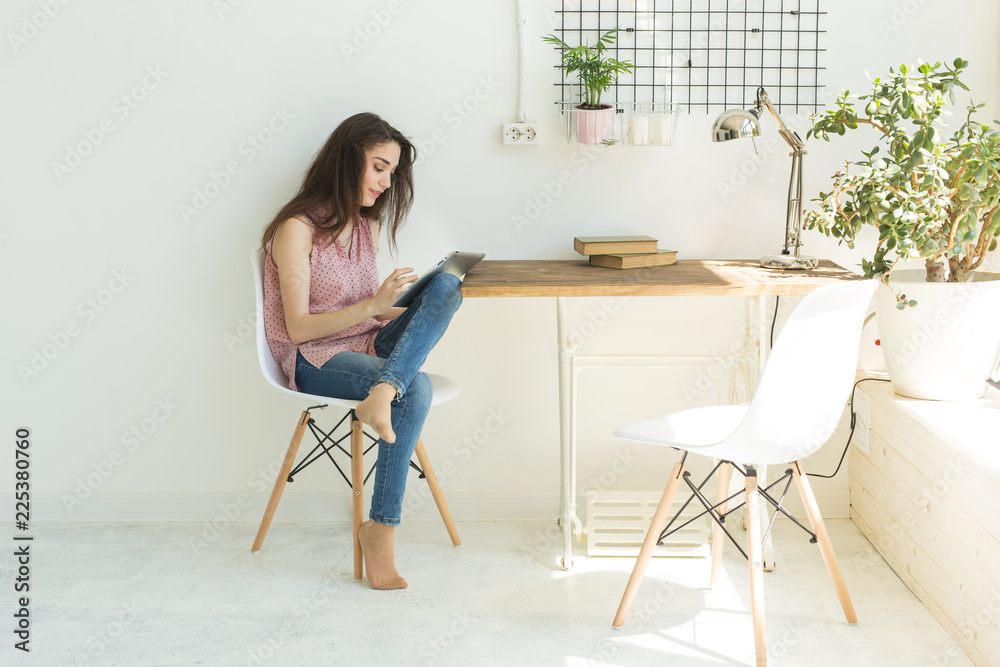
[252,410,310,553]
[351,416,364,581]
[710,462,732,588]
[746,471,768,667]
[414,439,462,546]
[791,461,857,625]
[613,461,686,628]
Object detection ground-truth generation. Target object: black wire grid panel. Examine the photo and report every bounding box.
[552,0,826,114]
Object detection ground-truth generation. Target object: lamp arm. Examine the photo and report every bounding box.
[754,88,806,256]
[757,88,805,153]
[783,150,804,255]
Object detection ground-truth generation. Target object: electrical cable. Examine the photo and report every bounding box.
[767,297,890,479]
[806,377,892,479]
[767,296,893,479]
[769,295,779,349]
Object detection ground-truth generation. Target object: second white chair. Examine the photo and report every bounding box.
[611,279,878,667]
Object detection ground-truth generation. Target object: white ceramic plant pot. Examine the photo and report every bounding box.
[575,105,615,145]
[876,269,1000,400]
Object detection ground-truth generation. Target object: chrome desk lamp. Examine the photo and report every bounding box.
[712,87,818,270]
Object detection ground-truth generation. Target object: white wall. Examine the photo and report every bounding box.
[3,0,998,526]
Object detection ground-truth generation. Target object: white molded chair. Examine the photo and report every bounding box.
[249,250,462,579]
[611,279,878,666]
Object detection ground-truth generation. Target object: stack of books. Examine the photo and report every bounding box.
[574,236,677,269]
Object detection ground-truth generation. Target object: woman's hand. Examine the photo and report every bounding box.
[369,268,417,316]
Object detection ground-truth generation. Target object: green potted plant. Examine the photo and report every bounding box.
[805,58,1000,399]
[543,28,635,144]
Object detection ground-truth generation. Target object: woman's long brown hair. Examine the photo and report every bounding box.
[260,112,416,255]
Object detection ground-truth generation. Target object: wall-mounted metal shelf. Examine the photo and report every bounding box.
[557,89,680,145]
[552,0,826,115]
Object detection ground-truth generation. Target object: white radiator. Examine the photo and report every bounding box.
[585,491,711,558]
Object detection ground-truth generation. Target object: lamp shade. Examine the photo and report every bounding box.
[711,109,761,142]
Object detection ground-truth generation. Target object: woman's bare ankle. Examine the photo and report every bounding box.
[356,384,397,443]
[368,382,397,401]
[358,520,407,590]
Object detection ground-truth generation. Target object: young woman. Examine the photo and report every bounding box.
[259,112,462,590]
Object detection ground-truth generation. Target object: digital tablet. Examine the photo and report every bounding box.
[393,251,486,308]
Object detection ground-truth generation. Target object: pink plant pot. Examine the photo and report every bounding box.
[575,105,615,144]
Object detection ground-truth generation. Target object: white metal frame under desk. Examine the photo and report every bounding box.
[462,258,859,569]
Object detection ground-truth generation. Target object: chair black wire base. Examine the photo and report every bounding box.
[658,453,817,561]
[285,407,426,489]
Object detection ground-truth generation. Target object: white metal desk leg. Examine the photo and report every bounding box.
[556,296,574,569]
[756,295,776,572]
[739,296,777,572]
[569,355,582,540]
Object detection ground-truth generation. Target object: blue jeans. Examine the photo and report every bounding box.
[294,273,463,526]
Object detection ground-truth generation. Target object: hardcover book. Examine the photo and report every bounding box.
[588,249,678,269]
[574,236,658,255]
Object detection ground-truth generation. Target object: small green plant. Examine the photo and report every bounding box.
[804,59,1000,302]
[543,28,635,109]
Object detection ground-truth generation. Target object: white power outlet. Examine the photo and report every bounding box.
[853,387,871,455]
[502,123,539,145]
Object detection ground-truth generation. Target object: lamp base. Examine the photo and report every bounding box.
[760,253,819,270]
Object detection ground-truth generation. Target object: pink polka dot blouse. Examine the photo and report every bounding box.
[263,206,386,391]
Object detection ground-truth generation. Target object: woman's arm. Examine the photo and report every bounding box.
[375,307,406,322]
[271,217,414,344]
[368,220,406,322]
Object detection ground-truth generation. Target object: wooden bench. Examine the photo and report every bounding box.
[850,378,1000,666]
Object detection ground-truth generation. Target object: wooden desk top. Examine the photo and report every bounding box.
[461,259,860,298]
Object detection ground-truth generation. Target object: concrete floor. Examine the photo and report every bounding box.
[0,519,970,666]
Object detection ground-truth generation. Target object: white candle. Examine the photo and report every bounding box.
[628,113,650,145]
[652,114,674,146]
